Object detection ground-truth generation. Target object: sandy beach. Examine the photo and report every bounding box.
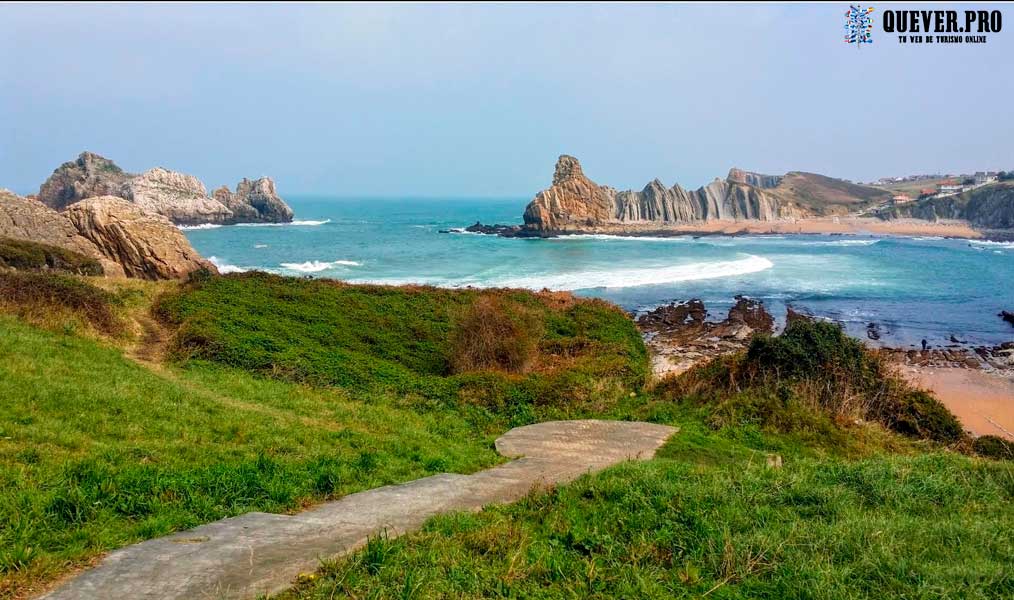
[904,367,1014,440]
[569,217,983,239]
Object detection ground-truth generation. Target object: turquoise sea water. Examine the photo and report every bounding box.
[182,197,1014,348]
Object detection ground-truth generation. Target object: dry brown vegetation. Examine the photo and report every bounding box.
[448,295,543,374]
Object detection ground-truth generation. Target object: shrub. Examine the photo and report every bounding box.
[448,295,542,374]
[0,237,103,275]
[973,435,1014,460]
[0,271,121,334]
[663,320,966,445]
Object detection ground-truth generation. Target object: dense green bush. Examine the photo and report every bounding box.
[0,237,103,275]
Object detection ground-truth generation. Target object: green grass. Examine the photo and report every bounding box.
[0,316,501,597]
[279,424,1014,600]
[156,272,648,417]
[3,272,1009,599]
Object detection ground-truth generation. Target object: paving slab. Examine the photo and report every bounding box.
[40,419,676,600]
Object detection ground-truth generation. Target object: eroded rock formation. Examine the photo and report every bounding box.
[36,152,294,226]
[37,152,132,211]
[0,189,124,276]
[64,197,217,280]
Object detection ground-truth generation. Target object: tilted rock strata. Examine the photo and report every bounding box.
[64,197,217,280]
[0,189,124,276]
[523,156,806,233]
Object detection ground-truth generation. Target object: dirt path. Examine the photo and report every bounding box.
[39,420,677,600]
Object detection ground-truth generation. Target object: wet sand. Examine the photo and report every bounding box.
[904,367,1014,440]
[574,217,982,239]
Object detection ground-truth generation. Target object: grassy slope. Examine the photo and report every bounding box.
[156,272,648,417]
[0,317,501,597]
[1,274,648,597]
[280,415,1014,600]
[3,272,1012,599]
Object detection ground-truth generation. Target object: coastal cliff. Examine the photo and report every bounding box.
[36,152,294,226]
[878,182,1014,234]
[521,156,890,234]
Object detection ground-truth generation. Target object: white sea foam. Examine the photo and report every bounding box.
[489,255,774,290]
[353,255,774,291]
[447,227,480,235]
[279,259,361,273]
[254,244,268,249]
[235,219,331,227]
[969,240,1014,249]
[177,223,223,230]
[208,256,249,274]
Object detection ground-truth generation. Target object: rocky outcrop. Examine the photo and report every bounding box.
[212,177,294,224]
[639,297,775,378]
[122,168,233,226]
[36,152,294,226]
[37,152,133,211]
[727,168,782,189]
[0,189,124,276]
[522,156,814,234]
[64,197,217,280]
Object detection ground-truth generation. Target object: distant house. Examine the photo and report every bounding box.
[975,171,999,185]
[919,188,936,198]
[937,180,962,195]
[892,194,913,204]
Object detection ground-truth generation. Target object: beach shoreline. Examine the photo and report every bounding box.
[902,366,1014,440]
[539,217,983,239]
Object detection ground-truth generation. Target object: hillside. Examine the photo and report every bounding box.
[1,270,1010,598]
[772,170,890,214]
[878,181,1014,232]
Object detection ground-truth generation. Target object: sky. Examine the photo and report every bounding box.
[2,2,1012,197]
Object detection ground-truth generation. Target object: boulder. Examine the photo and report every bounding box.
[0,189,124,276]
[64,197,217,280]
[121,168,233,226]
[37,151,133,211]
[1000,310,1014,327]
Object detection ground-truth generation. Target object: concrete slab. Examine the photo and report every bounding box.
[40,419,676,600]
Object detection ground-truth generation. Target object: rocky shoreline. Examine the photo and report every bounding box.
[638,297,1014,380]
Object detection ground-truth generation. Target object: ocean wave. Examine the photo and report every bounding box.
[549,234,696,242]
[235,219,331,227]
[279,259,361,273]
[489,255,774,290]
[969,240,1014,249]
[177,223,223,230]
[447,227,480,235]
[208,256,250,274]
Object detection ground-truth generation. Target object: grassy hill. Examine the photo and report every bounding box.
[0,270,1010,599]
[771,172,892,216]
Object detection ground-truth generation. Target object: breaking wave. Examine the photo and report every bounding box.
[177,223,222,230]
[279,259,361,273]
[207,256,249,274]
[488,255,774,290]
[235,219,331,227]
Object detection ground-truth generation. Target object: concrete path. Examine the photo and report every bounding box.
[41,420,676,600]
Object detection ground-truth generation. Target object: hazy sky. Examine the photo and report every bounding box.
[2,2,1012,196]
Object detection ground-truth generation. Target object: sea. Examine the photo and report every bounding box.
[181,197,1014,348]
